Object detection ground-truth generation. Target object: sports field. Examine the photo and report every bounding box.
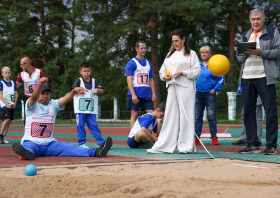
[1,124,280,197]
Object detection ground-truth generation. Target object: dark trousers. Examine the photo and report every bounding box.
[241,78,278,148]
[22,96,29,126]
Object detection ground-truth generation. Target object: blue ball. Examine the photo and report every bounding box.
[25,164,37,176]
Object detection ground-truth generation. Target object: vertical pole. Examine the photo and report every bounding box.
[21,100,24,120]
[227,92,237,121]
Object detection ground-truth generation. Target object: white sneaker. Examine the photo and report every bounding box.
[179,150,188,154]
[3,136,9,144]
[79,143,89,148]
[146,149,163,154]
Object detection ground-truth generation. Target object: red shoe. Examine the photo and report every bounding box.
[20,156,26,160]
[195,138,200,145]
[212,137,219,145]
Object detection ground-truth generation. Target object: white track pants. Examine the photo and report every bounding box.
[150,82,196,153]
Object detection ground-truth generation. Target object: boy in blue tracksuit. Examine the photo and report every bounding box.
[72,62,104,148]
[195,46,225,145]
[127,102,166,149]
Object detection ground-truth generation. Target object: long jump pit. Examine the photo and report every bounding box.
[1,125,280,198]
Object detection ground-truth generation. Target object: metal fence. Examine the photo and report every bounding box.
[4,108,280,125]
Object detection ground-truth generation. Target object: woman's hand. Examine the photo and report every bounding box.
[173,71,183,78]
[209,89,215,94]
[163,74,172,81]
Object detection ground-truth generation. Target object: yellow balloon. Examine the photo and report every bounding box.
[208,54,230,76]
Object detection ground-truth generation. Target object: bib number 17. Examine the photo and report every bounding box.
[137,73,149,85]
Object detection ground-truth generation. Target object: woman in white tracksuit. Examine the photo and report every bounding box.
[147,29,200,154]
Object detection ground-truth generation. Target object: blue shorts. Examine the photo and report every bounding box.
[126,96,154,111]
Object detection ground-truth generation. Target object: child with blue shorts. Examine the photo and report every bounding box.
[0,66,18,144]
[127,102,165,149]
[72,62,104,148]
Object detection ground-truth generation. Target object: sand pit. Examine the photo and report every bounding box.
[1,158,280,198]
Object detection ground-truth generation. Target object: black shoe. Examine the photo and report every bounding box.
[264,146,277,155]
[12,143,36,160]
[138,142,154,149]
[232,139,247,146]
[95,137,112,157]
[0,134,3,144]
[239,145,261,154]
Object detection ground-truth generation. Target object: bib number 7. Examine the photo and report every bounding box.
[79,98,94,112]
[31,122,54,138]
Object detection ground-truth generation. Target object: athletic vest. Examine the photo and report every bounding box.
[21,68,41,97]
[73,78,98,114]
[22,101,56,145]
[132,58,150,87]
[128,113,157,138]
[0,80,15,107]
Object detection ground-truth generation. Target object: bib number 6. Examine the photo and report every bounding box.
[29,86,33,93]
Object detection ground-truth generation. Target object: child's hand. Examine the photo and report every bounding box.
[153,137,158,142]
[11,104,16,109]
[6,104,12,109]
[93,89,98,96]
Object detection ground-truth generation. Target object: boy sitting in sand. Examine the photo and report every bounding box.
[127,102,165,149]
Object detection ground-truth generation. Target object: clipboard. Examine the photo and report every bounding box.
[237,42,256,56]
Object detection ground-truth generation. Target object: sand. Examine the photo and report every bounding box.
[1,158,280,198]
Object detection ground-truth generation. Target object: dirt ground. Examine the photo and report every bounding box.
[1,158,280,198]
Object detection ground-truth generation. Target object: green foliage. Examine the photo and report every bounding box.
[0,0,280,112]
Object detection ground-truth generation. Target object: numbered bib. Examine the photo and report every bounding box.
[25,84,38,95]
[79,98,94,112]
[137,73,149,85]
[4,94,14,104]
[31,122,54,138]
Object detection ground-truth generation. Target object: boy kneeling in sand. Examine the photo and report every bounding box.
[127,102,165,149]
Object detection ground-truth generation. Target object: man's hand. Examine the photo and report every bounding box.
[209,89,215,94]
[173,71,183,78]
[152,94,156,102]
[39,77,49,85]
[245,48,261,56]
[73,87,88,96]
[132,94,139,105]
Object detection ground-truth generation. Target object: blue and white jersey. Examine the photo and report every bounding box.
[21,99,65,146]
[125,57,154,98]
[196,60,225,92]
[128,113,157,138]
[0,80,17,109]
